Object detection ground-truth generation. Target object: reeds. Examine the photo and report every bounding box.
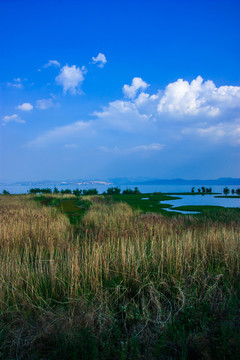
[0,195,239,358]
[0,195,239,310]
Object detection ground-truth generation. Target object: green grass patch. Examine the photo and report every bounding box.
[110,192,180,214]
[33,195,91,224]
[56,198,92,224]
[109,193,240,221]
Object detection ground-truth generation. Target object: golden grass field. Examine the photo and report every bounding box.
[0,194,239,359]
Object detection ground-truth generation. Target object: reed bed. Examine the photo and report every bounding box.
[0,194,239,359]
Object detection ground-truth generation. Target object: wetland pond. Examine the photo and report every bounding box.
[160,194,240,214]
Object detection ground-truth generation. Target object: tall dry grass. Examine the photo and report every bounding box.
[0,194,239,322]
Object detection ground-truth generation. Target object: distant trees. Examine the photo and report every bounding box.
[29,188,52,194]
[122,187,141,194]
[104,187,141,195]
[28,187,99,196]
[72,189,82,196]
[107,187,121,195]
[27,186,152,196]
[2,190,10,195]
[193,187,212,194]
[193,187,239,196]
[223,187,240,196]
[82,189,98,195]
[223,187,230,196]
[192,187,239,196]
[60,189,72,194]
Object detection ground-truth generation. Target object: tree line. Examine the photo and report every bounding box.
[28,187,98,195]
[26,186,141,196]
[2,186,240,196]
[191,186,240,195]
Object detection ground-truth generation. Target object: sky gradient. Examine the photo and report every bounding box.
[0,0,239,182]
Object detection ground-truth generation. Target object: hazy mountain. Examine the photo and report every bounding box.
[2,177,240,187]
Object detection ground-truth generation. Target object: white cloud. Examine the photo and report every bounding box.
[36,98,54,110]
[64,143,79,149]
[7,78,23,89]
[2,114,25,125]
[56,65,86,94]
[98,145,119,153]
[157,76,240,117]
[93,100,151,132]
[182,121,240,145]
[17,102,33,111]
[123,77,149,99]
[130,143,164,152]
[92,76,240,147]
[99,143,164,154]
[26,76,240,149]
[27,121,91,147]
[44,60,61,68]
[92,53,107,68]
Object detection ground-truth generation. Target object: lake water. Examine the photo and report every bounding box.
[0,184,239,195]
[160,194,240,210]
[161,208,200,214]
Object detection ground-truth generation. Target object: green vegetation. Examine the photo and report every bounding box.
[0,193,239,359]
[2,189,10,195]
[222,187,240,195]
[105,186,121,194]
[223,187,230,195]
[110,192,181,214]
[29,187,99,195]
[192,186,212,193]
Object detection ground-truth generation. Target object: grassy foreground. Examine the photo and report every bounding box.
[0,194,239,359]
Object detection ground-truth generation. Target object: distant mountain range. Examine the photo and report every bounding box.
[1,177,240,187]
[131,178,240,186]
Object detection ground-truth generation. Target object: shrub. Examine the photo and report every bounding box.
[2,190,10,195]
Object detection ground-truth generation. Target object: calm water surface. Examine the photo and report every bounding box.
[160,194,240,209]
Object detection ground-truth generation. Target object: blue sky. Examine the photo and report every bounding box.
[0,0,239,182]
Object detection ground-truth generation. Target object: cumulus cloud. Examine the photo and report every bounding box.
[36,98,54,110]
[27,121,91,147]
[92,53,107,68]
[123,77,149,99]
[27,76,240,149]
[157,76,240,117]
[56,65,87,94]
[92,75,240,147]
[17,102,33,111]
[44,60,61,68]
[93,100,151,132]
[2,114,25,125]
[116,76,240,125]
